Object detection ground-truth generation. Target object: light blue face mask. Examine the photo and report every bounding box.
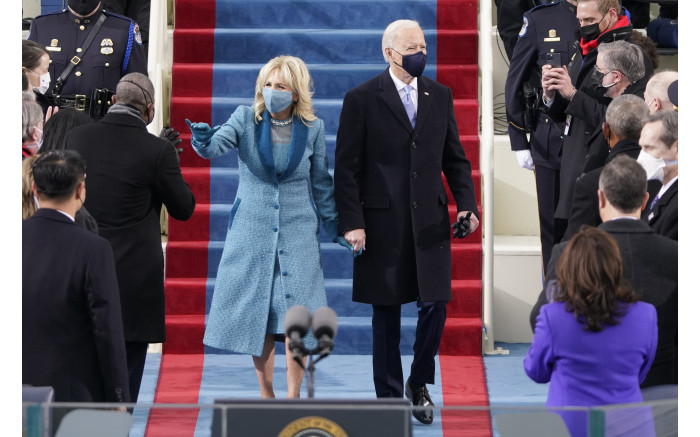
[262,88,294,115]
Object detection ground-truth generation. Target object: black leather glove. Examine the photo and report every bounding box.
[451,211,473,239]
[159,127,183,154]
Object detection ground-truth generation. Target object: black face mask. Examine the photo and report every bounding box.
[392,49,427,78]
[67,0,101,16]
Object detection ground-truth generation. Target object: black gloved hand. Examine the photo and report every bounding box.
[159,127,183,154]
[451,211,473,239]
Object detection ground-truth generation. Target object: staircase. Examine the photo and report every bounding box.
[165,0,482,360]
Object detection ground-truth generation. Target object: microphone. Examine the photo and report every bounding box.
[284,306,311,367]
[311,307,338,359]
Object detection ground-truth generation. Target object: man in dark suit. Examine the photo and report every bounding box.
[23,150,130,403]
[638,110,677,240]
[334,20,479,425]
[531,155,677,387]
[563,94,648,239]
[67,73,196,402]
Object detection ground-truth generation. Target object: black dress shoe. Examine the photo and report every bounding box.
[405,380,434,424]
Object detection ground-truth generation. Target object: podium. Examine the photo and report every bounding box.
[211,398,412,437]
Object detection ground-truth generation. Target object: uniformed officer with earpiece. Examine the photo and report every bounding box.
[504,0,579,270]
[27,0,147,119]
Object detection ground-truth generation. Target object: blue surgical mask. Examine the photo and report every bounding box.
[262,88,294,114]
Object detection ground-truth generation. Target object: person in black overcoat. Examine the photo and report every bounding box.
[530,155,677,387]
[66,73,196,402]
[23,150,130,403]
[334,20,479,425]
[563,94,648,239]
[540,0,653,233]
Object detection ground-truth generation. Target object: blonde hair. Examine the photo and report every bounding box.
[22,154,39,220]
[253,56,316,124]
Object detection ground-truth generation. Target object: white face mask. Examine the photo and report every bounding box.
[33,72,51,95]
[637,150,665,181]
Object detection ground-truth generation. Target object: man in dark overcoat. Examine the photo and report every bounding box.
[334,19,479,425]
[530,155,677,387]
[23,150,130,404]
[66,72,196,402]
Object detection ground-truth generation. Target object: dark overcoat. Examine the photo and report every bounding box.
[335,68,478,305]
[530,219,678,387]
[23,209,130,402]
[644,179,677,241]
[67,112,196,342]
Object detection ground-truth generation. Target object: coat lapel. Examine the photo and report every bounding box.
[254,111,279,183]
[378,69,414,133]
[414,76,433,133]
[648,179,677,224]
[278,117,309,182]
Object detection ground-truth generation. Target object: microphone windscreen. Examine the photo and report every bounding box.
[312,307,338,339]
[284,306,311,337]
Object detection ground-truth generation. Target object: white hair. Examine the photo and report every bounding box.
[382,20,421,63]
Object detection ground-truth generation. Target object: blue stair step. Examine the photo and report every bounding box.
[209,64,439,99]
[202,29,439,65]
[214,0,438,30]
[203,316,419,355]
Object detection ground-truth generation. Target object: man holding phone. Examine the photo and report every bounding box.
[539,0,653,238]
[504,0,579,269]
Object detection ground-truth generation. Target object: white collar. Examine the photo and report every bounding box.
[389,68,418,93]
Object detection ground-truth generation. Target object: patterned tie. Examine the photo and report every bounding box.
[402,85,416,128]
[649,194,660,211]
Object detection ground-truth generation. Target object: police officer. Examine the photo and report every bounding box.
[27,0,147,119]
[504,0,578,270]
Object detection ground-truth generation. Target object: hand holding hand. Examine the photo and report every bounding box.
[343,229,366,257]
[185,118,221,144]
[515,149,534,171]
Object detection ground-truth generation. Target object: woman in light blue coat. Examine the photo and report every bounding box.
[186,56,351,398]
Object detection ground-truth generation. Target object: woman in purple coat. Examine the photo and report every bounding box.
[525,226,658,437]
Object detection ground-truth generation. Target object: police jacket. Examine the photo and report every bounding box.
[27,8,147,96]
[505,0,579,170]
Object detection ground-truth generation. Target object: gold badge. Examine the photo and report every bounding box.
[544,28,560,42]
[50,39,58,47]
[46,39,61,52]
[100,38,114,55]
[549,29,557,38]
[278,417,348,437]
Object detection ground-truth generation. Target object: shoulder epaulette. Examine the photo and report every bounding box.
[528,1,559,14]
[102,9,135,24]
[31,9,66,20]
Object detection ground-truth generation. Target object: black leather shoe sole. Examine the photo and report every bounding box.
[405,381,434,425]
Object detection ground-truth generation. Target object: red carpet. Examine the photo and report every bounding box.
[146,0,490,435]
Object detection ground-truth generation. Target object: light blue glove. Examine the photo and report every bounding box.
[185,118,221,145]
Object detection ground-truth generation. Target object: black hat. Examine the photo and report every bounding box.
[667,80,678,109]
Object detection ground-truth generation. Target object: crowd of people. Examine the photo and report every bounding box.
[22,0,678,435]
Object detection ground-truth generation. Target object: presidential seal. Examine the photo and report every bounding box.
[278,416,348,437]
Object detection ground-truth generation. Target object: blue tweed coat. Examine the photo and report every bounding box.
[191,105,338,357]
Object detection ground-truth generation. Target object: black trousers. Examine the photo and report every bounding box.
[534,165,568,270]
[125,341,149,403]
[371,300,447,398]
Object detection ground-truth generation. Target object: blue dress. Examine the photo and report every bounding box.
[191,106,339,356]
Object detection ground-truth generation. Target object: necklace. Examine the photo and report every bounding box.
[270,117,293,127]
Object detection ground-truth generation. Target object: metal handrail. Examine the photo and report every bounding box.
[146,0,168,136]
[478,0,496,354]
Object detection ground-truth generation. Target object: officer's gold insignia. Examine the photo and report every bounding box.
[46,39,61,52]
[278,417,348,437]
[549,29,556,38]
[544,29,560,42]
[134,24,143,44]
[101,38,114,55]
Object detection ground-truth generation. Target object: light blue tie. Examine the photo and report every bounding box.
[649,194,660,211]
[402,85,416,128]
